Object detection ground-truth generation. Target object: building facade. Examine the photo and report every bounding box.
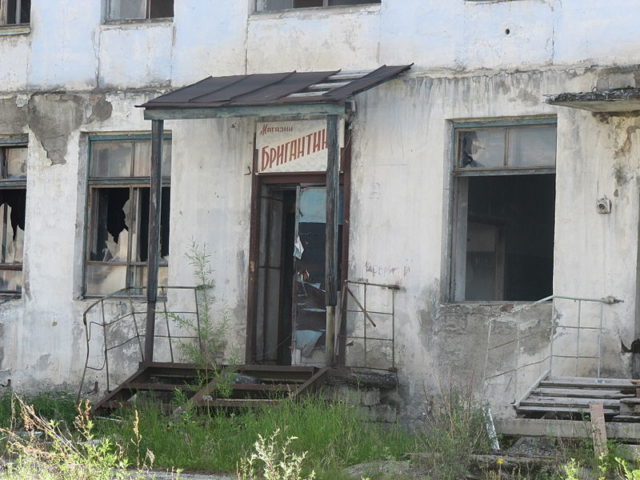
[2,0,640,419]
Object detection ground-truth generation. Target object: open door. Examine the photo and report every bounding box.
[254,184,342,366]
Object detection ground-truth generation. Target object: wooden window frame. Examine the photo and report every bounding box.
[449,118,557,303]
[0,0,30,26]
[255,0,380,13]
[105,0,174,23]
[0,137,27,296]
[84,134,171,297]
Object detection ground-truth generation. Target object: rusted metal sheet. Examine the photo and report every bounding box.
[140,65,412,110]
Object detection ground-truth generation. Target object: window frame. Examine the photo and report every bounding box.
[448,117,557,303]
[84,133,171,298]
[0,0,30,27]
[104,0,174,24]
[0,135,28,297]
[255,0,381,13]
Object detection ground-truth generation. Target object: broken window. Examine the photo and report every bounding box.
[451,122,556,302]
[0,142,27,295]
[85,136,171,296]
[256,0,380,12]
[1,0,30,25]
[106,0,173,21]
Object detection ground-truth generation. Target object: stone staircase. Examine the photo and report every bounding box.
[93,362,329,413]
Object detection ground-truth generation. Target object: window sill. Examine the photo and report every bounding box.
[0,24,30,37]
[252,4,381,18]
[101,18,173,29]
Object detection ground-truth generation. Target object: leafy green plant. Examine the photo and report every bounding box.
[170,241,235,398]
[237,429,316,480]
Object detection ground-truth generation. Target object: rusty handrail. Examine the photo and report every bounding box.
[78,285,206,401]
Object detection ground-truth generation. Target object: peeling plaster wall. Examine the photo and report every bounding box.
[1,0,640,418]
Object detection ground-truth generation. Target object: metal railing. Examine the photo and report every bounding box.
[339,280,399,372]
[78,285,207,400]
[482,294,622,406]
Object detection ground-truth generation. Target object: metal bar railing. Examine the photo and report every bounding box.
[341,280,400,372]
[482,294,622,405]
[78,285,207,401]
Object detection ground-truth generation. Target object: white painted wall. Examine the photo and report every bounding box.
[0,0,638,417]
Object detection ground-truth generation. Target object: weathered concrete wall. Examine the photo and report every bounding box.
[0,1,640,420]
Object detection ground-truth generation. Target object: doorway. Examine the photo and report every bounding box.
[253,183,343,366]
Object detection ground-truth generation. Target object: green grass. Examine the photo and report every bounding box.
[94,396,415,479]
[0,390,77,429]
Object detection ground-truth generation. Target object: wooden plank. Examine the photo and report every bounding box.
[233,384,293,392]
[542,377,636,389]
[93,367,149,410]
[123,383,199,392]
[144,119,164,363]
[291,367,330,399]
[496,418,640,440]
[195,398,280,408]
[516,406,618,415]
[520,397,620,408]
[533,388,634,399]
[590,403,608,456]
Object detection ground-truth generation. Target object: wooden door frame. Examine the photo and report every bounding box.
[245,125,352,365]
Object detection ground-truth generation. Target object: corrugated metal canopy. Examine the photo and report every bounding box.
[140,65,411,111]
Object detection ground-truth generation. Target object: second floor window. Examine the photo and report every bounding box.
[256,0,380,12]
[106,0,173,22]
[1,0,30,25]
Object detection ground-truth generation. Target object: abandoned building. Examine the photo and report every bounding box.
[3,0,640,433]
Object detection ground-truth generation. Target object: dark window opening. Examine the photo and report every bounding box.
[3,0,30,25]
[464,174,555,301]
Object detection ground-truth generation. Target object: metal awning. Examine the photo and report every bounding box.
[547,88,640,113]
[139,65,412,120]
[140,64,411,366]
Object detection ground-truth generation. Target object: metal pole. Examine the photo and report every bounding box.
[598,303,603,378]
[325,115,339,366]
[144,120,164,363]
[576,300,582,376]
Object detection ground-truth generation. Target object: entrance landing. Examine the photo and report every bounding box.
[93,362,329,413]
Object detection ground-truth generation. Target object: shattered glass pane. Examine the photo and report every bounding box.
[85,264,127,296]
[89,188,131,262]
[91,141,132,178]
[132,187,170,262]
[0,190,25,264]
[508,126,557,167]
[108,0,146,20]
[5,147,27,179]
[459,130,505,169]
